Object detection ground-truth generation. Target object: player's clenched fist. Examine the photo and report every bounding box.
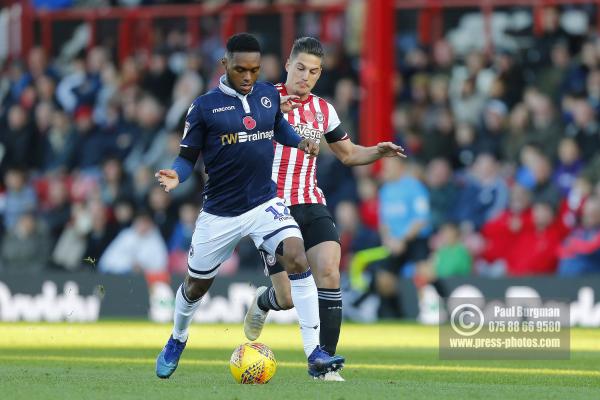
[298,138,319,158]
[155,169,180,192]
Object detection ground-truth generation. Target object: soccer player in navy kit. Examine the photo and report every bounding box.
[154,33,344,379]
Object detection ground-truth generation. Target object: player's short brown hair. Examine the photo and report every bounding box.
[290,37,324,59]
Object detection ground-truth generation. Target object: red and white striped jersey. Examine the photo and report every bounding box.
[273,83,344,206]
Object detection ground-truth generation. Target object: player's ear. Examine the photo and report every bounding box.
[284,58,290,72]
[221,57,227,69]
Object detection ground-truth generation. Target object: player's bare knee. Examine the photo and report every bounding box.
[184,275,211,300]
[315,263,340,287]
[294,251,309,269]
[279,239,309,274]
[283,253,308,274]
[184,282,205,301]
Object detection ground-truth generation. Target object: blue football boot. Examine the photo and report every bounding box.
[156,335,187,379]
[307,345,345,378]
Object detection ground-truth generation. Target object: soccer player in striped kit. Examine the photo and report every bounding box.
[244,37,406,381]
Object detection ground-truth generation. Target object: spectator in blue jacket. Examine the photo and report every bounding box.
[558,196,600,275]
[453,152,509,231]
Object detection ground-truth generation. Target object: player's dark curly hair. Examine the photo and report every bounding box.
[290,37,324,59]
[226,33,261,55]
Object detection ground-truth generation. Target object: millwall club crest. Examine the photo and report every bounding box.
[242,115,257,130]
[315,112,325,124]
[261,96,272,108]
[266,254,276,266]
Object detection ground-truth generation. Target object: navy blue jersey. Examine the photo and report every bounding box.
[181,76,302,216]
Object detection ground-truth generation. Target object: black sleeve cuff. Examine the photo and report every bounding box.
[325,125,349,144]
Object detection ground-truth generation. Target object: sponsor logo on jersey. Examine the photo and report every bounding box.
[220,130,274,145]
[242,115,257,130]
[293,123,322,143]
[212,105,236,113]
[261,97,272,108]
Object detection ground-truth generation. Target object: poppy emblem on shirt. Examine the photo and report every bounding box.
[242,116,257,130]
[261,96,272,108]
[315,112,325,123]
[303,109,315,123]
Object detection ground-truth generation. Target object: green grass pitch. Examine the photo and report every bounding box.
[1,321,599,399]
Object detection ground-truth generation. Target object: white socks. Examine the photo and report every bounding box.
[289,269,320,357]
[172,274,319,358]
[172,284,203,342]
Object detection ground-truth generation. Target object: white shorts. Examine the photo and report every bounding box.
[187,197,302,279]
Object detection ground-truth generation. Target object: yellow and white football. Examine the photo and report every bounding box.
[229,342,277,384]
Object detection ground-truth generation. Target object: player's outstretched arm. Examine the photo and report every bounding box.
[157,146,200,193]
[329,138,406,166]
[155,169,180,193]
[161,96,203,193]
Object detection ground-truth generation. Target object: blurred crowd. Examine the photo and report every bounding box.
[0,4,355,277]
[30,0,340,11]
[331,5,600,317]
[1,5,600,308]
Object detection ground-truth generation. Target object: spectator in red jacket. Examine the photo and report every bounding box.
[507,198,569,276]
[480,183,534,263]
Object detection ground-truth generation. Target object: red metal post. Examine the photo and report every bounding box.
[40,14,52,56]
[418,6,432,44]
[138,15,153,55]
[417,0,442,45]
[221,9,236,43]
[188,15,200,48]
[482,0,493,55]
[20,2,34,59]
[221,8,248,45]
[281,7,295,57]
[320,10,336,43]
[533,0,544,36]
[431,2,443,43]
[360,0,394,146]
[118,15,134,63]
[87,15,96,50]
